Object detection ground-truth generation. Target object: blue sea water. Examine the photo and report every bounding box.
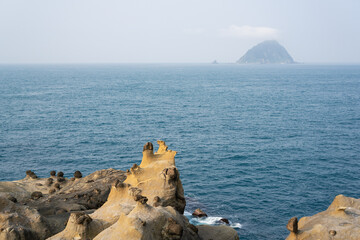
[0,64,359,239]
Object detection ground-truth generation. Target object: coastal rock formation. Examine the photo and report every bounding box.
[237,40,295,64]
[197,225,239,240]
[0,169,126,239]
[0,141,239,240]
[286,194,360,240]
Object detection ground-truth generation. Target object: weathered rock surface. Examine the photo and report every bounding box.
[0,168,126,239]
[286,194,360,240]
[0,141,239,240]
[197,225,239,240]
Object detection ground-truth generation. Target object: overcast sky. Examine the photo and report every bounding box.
[0,0,359,63]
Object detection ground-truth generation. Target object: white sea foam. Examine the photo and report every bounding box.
[184,211,242,229]
[230,223,242,229]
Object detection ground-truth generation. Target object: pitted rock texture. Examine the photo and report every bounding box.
[286,194,360,240]
[0,168,125,239]
[0,141,239,240]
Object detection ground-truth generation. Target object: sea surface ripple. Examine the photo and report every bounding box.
[1,64,359,239]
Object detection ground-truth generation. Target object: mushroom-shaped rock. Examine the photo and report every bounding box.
[57,176,66,182]
[31,191,43,200]
[134,195,148,205]
[74,170,82,179]
[153,196,161,207]
[286,195,360,239]
[143,142,154,152]
[46,178,54,186]
[286,217,298,234]
[57,171,64,177]
[192,208,208,218]
[26,170,38,179]
[47,212,103,240]
[50,170,56,176]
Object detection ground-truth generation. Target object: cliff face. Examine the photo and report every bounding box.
[0,141,239,240]
[286,194,360,240]
[237,40,295,64]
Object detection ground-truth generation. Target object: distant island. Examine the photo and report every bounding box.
[237,40,295,64]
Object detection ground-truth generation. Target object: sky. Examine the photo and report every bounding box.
[0,0,359,64]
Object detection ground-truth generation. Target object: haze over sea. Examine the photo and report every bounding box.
[1,64,359,239]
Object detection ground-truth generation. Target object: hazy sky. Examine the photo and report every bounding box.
[0,0,359,63]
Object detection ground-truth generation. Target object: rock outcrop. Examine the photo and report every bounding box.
[286,194,360,240]
[0,168,125,239]
[0,141,239,240]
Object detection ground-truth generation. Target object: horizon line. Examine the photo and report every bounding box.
[1,62,360,65]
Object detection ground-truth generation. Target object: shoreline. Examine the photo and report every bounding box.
[0,141,239,240]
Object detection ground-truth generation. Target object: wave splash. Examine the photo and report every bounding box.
[184,211,242,229]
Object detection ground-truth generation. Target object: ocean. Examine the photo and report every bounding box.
[0,64,359,239]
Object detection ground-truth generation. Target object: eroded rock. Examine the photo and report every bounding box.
[74,171,82,179]
[0,141,238,240]
[286,195,360,240]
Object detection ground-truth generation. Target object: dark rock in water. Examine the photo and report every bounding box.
[237,40,295,64]
[74,170,82,179]
[220,218,230,224]
[31,191,43,200]
[286,217,298,233]
[192,208,208,218]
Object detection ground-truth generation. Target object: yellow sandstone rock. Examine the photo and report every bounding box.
[286,194,360,240]
[0,141,239,240]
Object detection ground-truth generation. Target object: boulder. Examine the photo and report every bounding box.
[197,225,239,240]
[192,208,208,218]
